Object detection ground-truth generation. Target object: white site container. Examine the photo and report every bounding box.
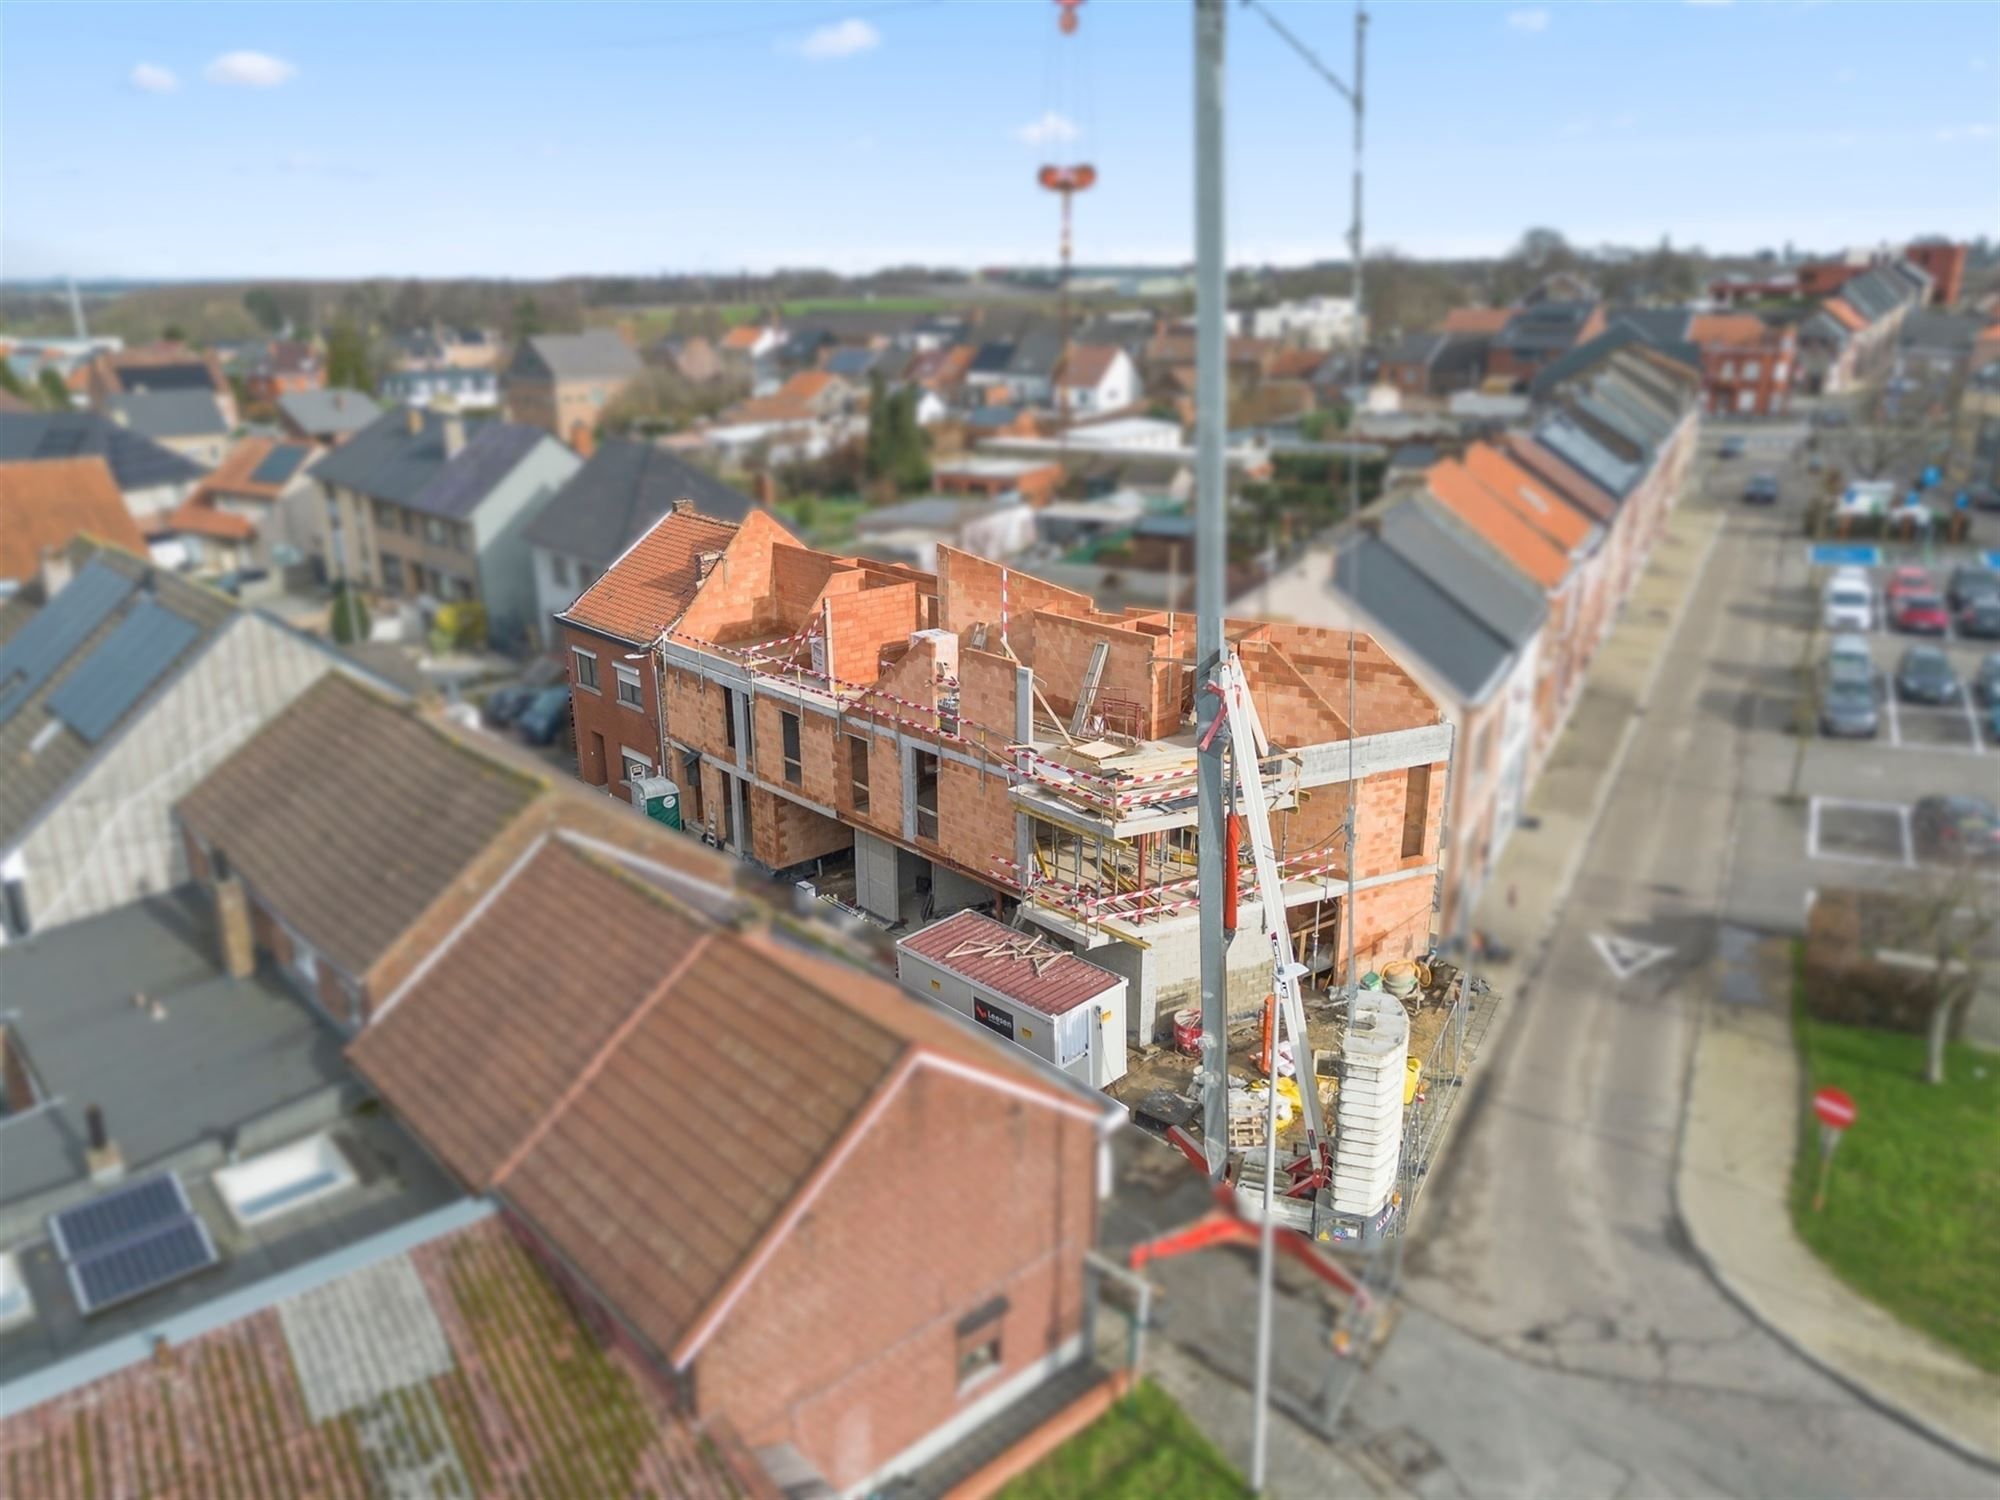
[0,1249,35,1332]
[895,909,1128,1089]
[1331,990,1408,1218]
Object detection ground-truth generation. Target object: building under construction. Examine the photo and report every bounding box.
[565,507,1451,1051]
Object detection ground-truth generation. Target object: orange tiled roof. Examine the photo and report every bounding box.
[158,498,257,541]
[1688,313,1773,348]
[0,457,147,580]
[1825,299,1869,333]
[1058,344,1126,388]
[1461,443,1594,553]
[562,506,740,644]
[720,325,766,350]
[1265,347,1326,380]
[1425,458,1569,591]
[1440,306,1511,336]
[189,436,313,505]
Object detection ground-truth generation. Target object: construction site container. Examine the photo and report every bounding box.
[895,909,1128,1089]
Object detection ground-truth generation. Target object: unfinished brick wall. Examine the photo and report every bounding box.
[935,758,1015,895]
[1031,613,1172,737]
[675,509,792,644]
[690,1065,1097,1494]
[752,784,853,871]
[1349,872,1435,974]
[752,695,841,809]
[1251,624,1439,738]
[955,646,1020,754]
[663,665,733,764]
[826,581,921,685]
[935,546,1093,667]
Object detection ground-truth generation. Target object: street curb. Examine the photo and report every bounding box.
[1669,993,2000,1475]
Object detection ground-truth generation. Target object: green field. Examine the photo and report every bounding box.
[996,1381,1245,1500]
[1788,997,2000,1373]
[772,494,866,550]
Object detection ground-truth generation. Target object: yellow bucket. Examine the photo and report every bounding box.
[1403,1055,1423,1105]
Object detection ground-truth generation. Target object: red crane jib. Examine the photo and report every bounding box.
[1038,164,1098,193]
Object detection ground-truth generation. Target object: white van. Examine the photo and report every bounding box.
[1822,574,1873,632]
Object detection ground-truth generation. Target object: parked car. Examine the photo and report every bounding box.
[1974,652,2000,706]
[1911,795,2000,863]
[481,683,535,729]
[516,686,573,746]
[1890,590,1950,635]
[1811,406,1851,428]
[1827,632,1874,678]
[1958,599,2000,640]
[1821,573,1873,631]
[1970,485,2000,513]
[1742,473,1780,505]
[1883,564,1934,605]
[1817,667,1879,738]
[1718,435,1746,460]
[1945,566,2000,612]
[1894,644,1960,703]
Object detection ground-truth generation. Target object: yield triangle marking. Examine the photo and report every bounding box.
[1591,932,1675,982]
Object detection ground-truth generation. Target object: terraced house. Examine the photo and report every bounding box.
[562,506,1452,1047]
[312,404,579,647]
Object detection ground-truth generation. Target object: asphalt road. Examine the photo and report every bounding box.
[1368,426,1996,1498]
[1107,424,1999,1498]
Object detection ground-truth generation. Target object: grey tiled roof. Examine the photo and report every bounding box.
[522,439,760,566]
[278,388,381,437]
[1376,497,1548,648]
[0,412,204,492]
[312,407,549,516]
[513,330,642,382]
[0,547,235,851]
[405,423,549,521]
[1333,535,1514,704]
[105,391,228,440]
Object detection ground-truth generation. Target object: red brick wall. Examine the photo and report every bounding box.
[936,759,1015,890]
[565,624,659,791]
[751,784,853,870]
[1031,613,1169,736]
[936,548,1093,667]
[691,1065,1098,1493]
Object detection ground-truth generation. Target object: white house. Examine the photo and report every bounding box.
[1233,296,1363,350]
[1056,346,1139,417]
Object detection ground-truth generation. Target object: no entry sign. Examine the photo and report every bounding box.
[1813,1086,1857,1132]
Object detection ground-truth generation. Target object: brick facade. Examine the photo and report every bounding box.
[690,1064,1099,1493]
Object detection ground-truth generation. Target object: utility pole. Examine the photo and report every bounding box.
[1349,4,1366,523]
[1193,0,1231,1186]
[67,275,88,341]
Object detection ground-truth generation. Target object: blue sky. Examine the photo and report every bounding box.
[4,1,1995,279]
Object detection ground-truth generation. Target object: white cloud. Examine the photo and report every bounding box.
[1014,111,1081,147]
[1507,8,1551,32]
[204,51,298,88]
[792,18,881,61]
[129,63,178,93]
[1936,123,1997,143]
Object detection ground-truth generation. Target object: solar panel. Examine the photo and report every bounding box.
[248,446,309,487]
[0,560,139,727]
[67,1217,220,1315]
[35,427,89,458]
[47,1173,190,1260]
[45,599,203,743]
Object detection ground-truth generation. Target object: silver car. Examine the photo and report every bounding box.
[1819,662,1879,737]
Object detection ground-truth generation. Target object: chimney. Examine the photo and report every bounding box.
[85,1103,124,1183]
[109,408,130,428]
[571,422,595,459]
[38,546,75,599]
[404,405,424,437]
[214,875,256,980]
[753,471,777,510]
[696,549,724,582]
[442,414,466,459]
[674,498,696,516]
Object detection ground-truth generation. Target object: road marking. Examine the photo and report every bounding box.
[1961,688,1986,755]
[1883,672,1901,746]
[1591,933,1676,981]
[1898,804,1915,867]
[1806,795,1916,870]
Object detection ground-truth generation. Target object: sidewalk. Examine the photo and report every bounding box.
[1676,971,2000,1467]
[1467,496,1726,994]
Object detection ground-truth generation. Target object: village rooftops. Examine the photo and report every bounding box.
[0,1213,767,1495]
[0,887,464,1389]
[175,673,544,982]
[0,457,145,583]
[350,835,1100,1369]
[0,411,205,493]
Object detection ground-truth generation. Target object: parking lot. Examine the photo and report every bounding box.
[1695,423,2000,916]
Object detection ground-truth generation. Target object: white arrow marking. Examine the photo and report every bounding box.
[1591,932,1676,982]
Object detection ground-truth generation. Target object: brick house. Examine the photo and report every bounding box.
[83,343,238,429]
[1904,240,1966,307]
[348,833,1115,1495]
[503,329,643,442]
[555,499,737,793]
[1688,313,1795,416]
[1486,301,1605,390]
[568,505,1451,1045]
